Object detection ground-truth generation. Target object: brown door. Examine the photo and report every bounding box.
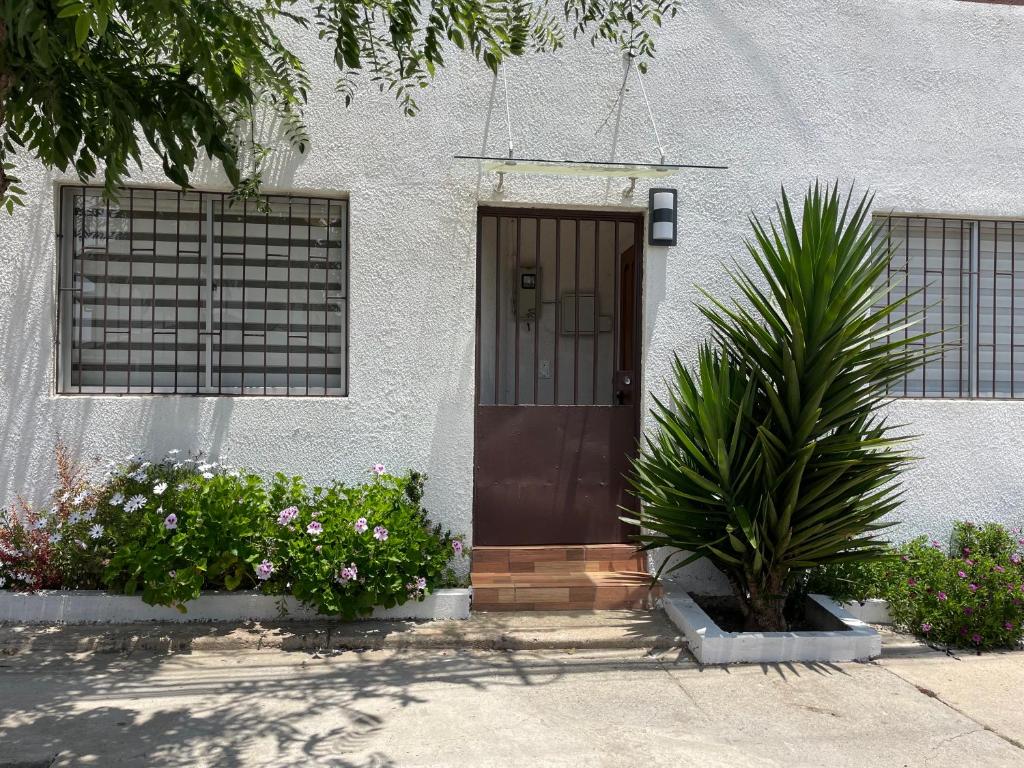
[473,208,643,545]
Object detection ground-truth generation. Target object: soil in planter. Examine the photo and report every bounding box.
[692,593,848,633]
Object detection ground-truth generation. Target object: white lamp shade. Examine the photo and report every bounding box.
[652,220,674,242]
[652,191,675,210]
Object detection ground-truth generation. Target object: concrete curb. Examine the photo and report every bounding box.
[0,588,472,624]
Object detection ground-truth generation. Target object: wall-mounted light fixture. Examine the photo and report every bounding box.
[648,188,678,246]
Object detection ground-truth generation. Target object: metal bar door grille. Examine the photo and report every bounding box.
[476,208,642,406]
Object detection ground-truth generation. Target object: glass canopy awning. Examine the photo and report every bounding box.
[454,155,727,179]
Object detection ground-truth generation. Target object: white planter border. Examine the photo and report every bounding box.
[841,598,892,625]
[0,588,472,624]
[663,592,881,665]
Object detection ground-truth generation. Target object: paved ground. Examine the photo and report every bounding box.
[0,618,1021,767]
[0,610,680,654]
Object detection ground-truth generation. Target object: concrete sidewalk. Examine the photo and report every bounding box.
[0,609,680,655]
[1,638,1023,766]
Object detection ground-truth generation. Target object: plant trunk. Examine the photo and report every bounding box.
[743,575,787,632]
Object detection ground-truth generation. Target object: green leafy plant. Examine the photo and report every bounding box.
[885,523,1024,651]
[0,442,106,590]
[626,182,927,631]
[95,454,276,609]
[42,452,468,617]
[266,470,461,620]
[803,557,892,605]
[0,0,679,210]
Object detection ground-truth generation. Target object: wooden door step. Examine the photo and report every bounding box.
[472,544,645,574]
[471,545,659,611]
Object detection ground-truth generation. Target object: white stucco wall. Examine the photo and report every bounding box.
[2,0,1024,572]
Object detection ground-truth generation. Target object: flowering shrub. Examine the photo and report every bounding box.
[886,523,1024,651]
[807,521,1024,651]
[263,470,460,619]
[95,453,275,610]
[0,444,106,590]
[1,449,467,618]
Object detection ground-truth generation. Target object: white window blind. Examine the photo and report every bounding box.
[58,187,348,396]
[876,214,1024,399]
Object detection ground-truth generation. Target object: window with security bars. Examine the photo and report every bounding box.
[876,214,1024,399]
[57,187,348,395]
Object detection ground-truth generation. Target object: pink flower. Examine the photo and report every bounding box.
[972,633,982,645]
[957,570,967,579]
[968,583,979,593]
[994,565,1006,573]
[163,513,178,530]
[277,506,299,526]
[373,525,388,541]
[907,578,917,587]
[1005,621,1015,631]
[931,540,941,549]
[963,606,974,615]
[337,564,358,583]
[371,463,386,475]
[900,555,909,562]
[256,559,274,581]
[307,521,323,536]
[354,517,368,534]
[1011,554,1022,565]
[921,622,932,633]
[168,570,177,579]
[452,540,464,556]
[937,591,948,601]
[963,547,971,556]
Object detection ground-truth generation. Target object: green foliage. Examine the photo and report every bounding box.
[626,182,928,630]
[884,524,1024,651]
[803,557,891,604]
[803,522,1024,651]
[1,450,466,619]
[0,0,679,210]
[268,471,458,620]
[95,456,276,610]
[0,442,107,590]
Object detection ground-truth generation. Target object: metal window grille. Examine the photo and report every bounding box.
[876,213,1024,399]
[57,186,348,396]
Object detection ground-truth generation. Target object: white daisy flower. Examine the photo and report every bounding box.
[123,494,147,513]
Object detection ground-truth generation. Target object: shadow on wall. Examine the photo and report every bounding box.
[0,187,62,504]
[646,547,733,596]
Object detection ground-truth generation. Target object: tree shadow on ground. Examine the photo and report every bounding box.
[0,626,677,767]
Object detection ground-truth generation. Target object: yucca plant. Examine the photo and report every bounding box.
[626,182,928,631]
